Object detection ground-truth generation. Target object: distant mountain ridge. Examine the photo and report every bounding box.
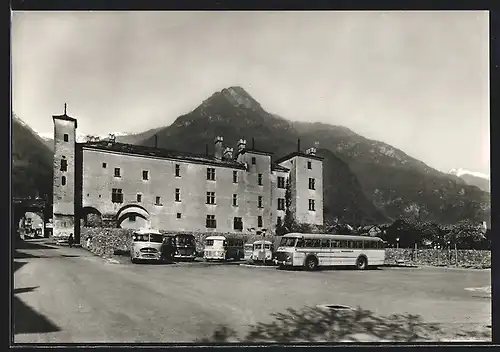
[136,86,490,226]
[12,113,53,200]
[449,168,490,193]
[13,86,490,227]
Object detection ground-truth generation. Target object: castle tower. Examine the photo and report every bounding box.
[52,104,78,240]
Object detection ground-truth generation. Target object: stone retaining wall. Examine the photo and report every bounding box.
[385,248,490,268]
[80,227,278,257]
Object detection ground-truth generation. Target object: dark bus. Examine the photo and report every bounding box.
[172,233,197,261]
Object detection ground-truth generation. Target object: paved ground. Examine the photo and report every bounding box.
[13,239,491,344]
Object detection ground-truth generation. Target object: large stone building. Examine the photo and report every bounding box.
[52,109,324,241]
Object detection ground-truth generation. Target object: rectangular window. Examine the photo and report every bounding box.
[177,213,182,219]
[155,196,162,206]
[207,167,216,181]
[175,188,181,202]
[258,196,263,208]
[307,161,312,169]
[258,173,263,186]
[252,157,256,165]
[206,215,216,228]
[114,168,121,177]
[258,216,263,228]
[277,176,285,189]
[331,240,340,248]
[175,164,180,177]
[102,162,107,168]
[321,239,330,248]
[136,194,142,203]
[206,192,215,204]
[63,134,69,142]
[61,176,66,186]
[233,170,238,183]
[278,198,285,211]
[60,159,67,172]
[308,199,315,211]
[142,170,149,180]
[308,178,315,190]
[232,194,238,206]
[234,217,243,230]
[277,216,282,225]
[111,188,123,203]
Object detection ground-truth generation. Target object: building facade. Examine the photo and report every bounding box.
[52,110,324,241]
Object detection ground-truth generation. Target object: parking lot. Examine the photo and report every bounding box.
[14,239,491,343]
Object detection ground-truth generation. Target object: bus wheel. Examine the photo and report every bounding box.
[305,256,318,271]
[356,256,368,270]
[131,258,137,264]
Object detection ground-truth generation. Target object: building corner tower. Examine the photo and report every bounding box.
[52,105,78,241]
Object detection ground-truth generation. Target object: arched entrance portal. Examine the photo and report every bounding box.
[80,206,103,227]
[13,198,49,239]
[116,204,150,230]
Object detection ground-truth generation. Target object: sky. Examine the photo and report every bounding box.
[11,11,489,176]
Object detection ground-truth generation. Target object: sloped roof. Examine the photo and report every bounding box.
[79,141,246,169]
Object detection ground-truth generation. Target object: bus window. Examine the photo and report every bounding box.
[354,241,363,249]
[372,241,378,249]
[264,244,271,250]
[254,244,262,250]
[347,241,354,249]
[296,239,304,247]
[312,239,321,248]
[304,239,313,248]
[281,238,298,247]
[133,234,148,242]
[331,240,340,248]
[205,239,214,246]
[320,239,330,248]
[339,240,347,248]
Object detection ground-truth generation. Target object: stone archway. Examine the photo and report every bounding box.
[80,206,103,227]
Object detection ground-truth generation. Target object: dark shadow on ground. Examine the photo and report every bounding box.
[14,286,39,295]
[197,306,488,343]
[14,250,41,259]
[13,261,27,273]
[15,240,58,250]
[13,289,61,335]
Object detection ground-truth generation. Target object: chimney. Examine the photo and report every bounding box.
[305,147,317,156]
[237,138,247,152]
[297,138,301,152]
[154,134,158,148]
[223,147,233,160]
[214,136,224,160]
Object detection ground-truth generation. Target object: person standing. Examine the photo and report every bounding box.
[68,233,74,248]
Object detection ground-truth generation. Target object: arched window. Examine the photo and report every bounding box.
[62,176,66,185]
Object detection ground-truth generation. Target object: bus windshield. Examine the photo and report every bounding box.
[280,237,298,247]
[254,244,262,250]
[177,235,195,246]
[150,234,164,243]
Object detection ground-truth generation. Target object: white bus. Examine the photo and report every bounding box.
[274,233,386,270]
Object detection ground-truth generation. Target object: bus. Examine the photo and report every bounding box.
[131,228,167,263]
[250,240,274,263]
[274,233,386,270]
[203,235,245,261]
[171,233,197,261]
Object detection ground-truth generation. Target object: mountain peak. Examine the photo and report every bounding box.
[199,86,263,112]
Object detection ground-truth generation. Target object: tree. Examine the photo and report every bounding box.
[445,219,486,249]
[282,177,298,233]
